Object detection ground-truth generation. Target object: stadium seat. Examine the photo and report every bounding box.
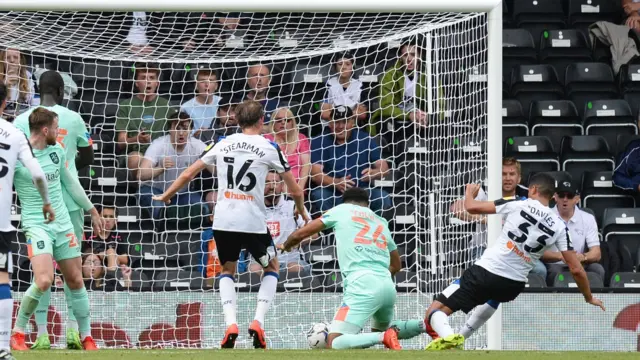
[323,271,343,292]
[539,29,592,84]
[502,100,528,144]
[529,100,583,151]
[565,62,618,118]
[153,270,201,290]
[568,0,621,36]
[393,271,419,293]
[583,99,637,152]
[510,65,564,114]
[502,29,538,76]
[582,171,636,228]
[560,136,614,186]
[504,136,559,183]
[618,64,640,117]
[221,272,262,292]
[138,240,181,270]
[276,270,321,292]
[602,208,640,273]
[553,271,604,288]
[286,58,330,129]
[308,243,338,272]
[116,268,150,290]
[526,273,547,288]
[512,0,565,48]
[609,272,640,288]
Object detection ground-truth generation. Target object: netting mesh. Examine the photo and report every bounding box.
[1,11,489,349]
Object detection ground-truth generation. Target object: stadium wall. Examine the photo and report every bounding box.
[10,292,640,351]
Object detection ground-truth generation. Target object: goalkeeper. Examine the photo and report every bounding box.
[282,188,426,350]
[10,108,104,351]
[13,70,94,350]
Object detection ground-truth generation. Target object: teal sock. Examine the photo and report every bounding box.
[390,319,426,340]
[331,333,383,349]
[14,284,44,332]
[34,287,51,336]
[68,287,90,339]
[63,283,78,330]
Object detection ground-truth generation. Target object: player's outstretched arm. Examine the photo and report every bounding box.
[282,218,325,252]
[464,183,497,215]
[561,249,605,311]
[389,249,402,276]
[61,165,105,234]
[153,159,207,204]
[280,170,310,223]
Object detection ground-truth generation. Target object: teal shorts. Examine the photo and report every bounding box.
[68,209,85,241]
[329,273,397,334]
[26,224,81,261]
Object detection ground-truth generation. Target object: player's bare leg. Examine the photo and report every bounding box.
[12,253,54,351]
[424,301,464,351]
[58,257,96,350]
[249,257,279,349]
[219,261,239,349]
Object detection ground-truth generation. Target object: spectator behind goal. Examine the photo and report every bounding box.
[116,63,177,178]
[180,67,221,138]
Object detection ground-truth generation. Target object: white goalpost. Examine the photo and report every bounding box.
[0,0,503,350]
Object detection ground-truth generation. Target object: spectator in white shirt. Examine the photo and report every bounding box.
[542,180,605,285]
[321,52,367,123]
[181,68,221,138]
[0,48,36,120]
[137,112,208,219]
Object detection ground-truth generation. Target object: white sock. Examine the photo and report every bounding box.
[429,310,454,338]
[37,325,48,337]
[219,276,237,327]
[254,272,278,326]
[67,320,78,332]
[459,303,497,339]
[0,299,12,351]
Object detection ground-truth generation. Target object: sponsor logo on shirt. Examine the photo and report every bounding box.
[267,221,281,237]
[49,152,59,164]
[505,240,532,263]
[223,190,254,201]
[142,115,155,124]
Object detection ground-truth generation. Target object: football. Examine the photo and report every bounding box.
[307,322,329,349]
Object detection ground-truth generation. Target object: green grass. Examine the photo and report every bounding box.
[11,350,640,360]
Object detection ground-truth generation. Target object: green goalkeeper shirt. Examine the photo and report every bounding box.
[320,203,397,287]
[14,105,92,213]
[14,144,72,233]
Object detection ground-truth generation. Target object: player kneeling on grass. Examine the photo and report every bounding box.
[10,108,105,351]
[423,174,605,351]
[282,188,427,350]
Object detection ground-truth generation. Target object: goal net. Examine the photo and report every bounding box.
[1,10,490,349]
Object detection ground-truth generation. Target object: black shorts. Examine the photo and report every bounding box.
[0,231,15,273]
[213,229,274,266]
[435,265,525,314]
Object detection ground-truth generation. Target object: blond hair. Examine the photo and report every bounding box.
[269,107,299,154]
[502,157,522,175]
[0,49,29,104]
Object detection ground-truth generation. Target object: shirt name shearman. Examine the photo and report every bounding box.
[222,142,266,158]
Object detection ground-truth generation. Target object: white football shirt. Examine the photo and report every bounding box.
[325,77,363,109]
[265,195,306,264]
[476,198,572,282]
[0,118,36,231]
[201,133,291,233]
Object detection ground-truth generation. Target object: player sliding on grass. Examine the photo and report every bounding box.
[10,108,104,351]
[13,71,95,350]
[282,187,427,350]
[424,174,605,351]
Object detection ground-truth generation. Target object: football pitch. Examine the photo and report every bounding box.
[13,350,640,360]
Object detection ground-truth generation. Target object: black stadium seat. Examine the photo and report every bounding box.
[503,29,537,76]
[505,136,559,184]
[619,63,640,117]
[603,208,640,275]
[510,65,564,113]
[568,0,621,36]
[539,29,592,84]
[529,100,583,151]
[582,171,636,228]
[583,99,637,152]
[502,100,528,145]
[560,135,614,186]
[609,272,640,288]
[512,0,565,48]
[565,62,618,118]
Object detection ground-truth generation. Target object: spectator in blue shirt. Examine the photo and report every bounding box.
[310,106,391,214]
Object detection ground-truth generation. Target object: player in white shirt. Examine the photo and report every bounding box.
[0,84,53,360]
[152,100,308,349]
[424,173,605,351]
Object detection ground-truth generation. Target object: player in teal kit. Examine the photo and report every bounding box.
[13,71,94,350]
[282,188,426,350]
[10,108,103,351]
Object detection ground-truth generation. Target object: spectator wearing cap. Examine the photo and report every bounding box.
[321,52,367,124]
[180,68,221,138]
[116,63,176,178]
[244,63,279,124]
[137,112,208,219]
[542,180,605,285]
[310,105,391,214]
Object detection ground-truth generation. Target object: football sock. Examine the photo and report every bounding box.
[0,284,12,350]
[459,301,498,339]
[331,333,384,349]
[254,272,278,326]
[68,287,91,339]
[219,275,237,327]
[390,319,426,339]
[34,287,50,336]
[64,282,78,331]
[428,310,454,338]
[14,283,44,333]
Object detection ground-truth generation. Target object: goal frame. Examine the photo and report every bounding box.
[0,0,504,350]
